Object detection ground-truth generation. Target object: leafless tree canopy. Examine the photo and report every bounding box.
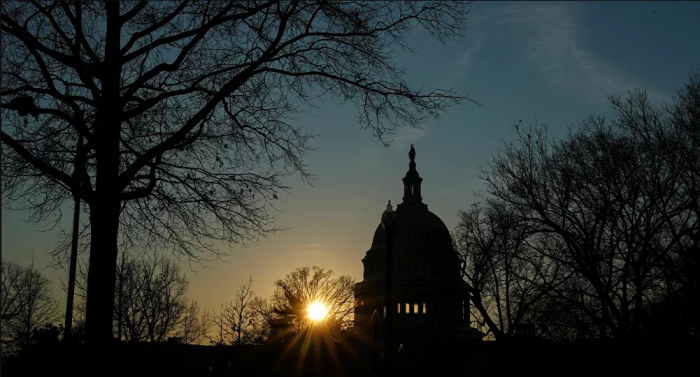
[177,299,211,345]
[1,261,28,323]
[456,70,700,340]
[114,255,189,342]
[1,0,471,258]
[74,254,190,342]
[0,260,59,356]
[266,266,355,334]
[455,203,560,340]
[1,1,472,342]
[211,276,268,345]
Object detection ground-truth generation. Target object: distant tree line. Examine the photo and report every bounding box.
[1,257,354,355]
[456,69,700,341]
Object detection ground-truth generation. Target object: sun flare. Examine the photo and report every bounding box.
[307,301,329,321]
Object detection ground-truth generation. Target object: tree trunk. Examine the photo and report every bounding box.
[63,173,82,340]
[117,251,125,342]
[85,199,120,344]
[84,2,122,346]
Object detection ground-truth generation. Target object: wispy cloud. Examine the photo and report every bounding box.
[457,38,484,75]
[484,3,670,104]
[292,242,327,256]
[295,243,325,249]
[441,36,485,89]
[293,251,324,257]
[391,126,426,151]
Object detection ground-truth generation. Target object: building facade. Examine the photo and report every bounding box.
[353,145,482,349]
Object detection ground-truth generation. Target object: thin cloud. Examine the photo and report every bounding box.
[392,127,426,151]
[487,3,670,104]
[293,251,324,257]
[295,243,326,249]
[292,243,327,256]
[457,38,484,74]
[441,36,485,89]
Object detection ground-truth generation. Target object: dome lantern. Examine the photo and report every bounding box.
[402,144,424,205]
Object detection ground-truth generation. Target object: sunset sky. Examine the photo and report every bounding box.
[3,1,700,317]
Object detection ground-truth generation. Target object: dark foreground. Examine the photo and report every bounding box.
[3,331,698,377]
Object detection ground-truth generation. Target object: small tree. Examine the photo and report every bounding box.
[140,257,188,342]
[267,266,355,334]
[75,254,189,342]
[454,202,560,340]
[211,276,266,345]
[0,259,59,356]
[177,299,211,345]
[1,261,28,323]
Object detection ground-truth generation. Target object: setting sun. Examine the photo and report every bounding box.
[307,301,329,321]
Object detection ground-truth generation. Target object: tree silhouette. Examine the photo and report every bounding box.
[1,261,28,323]
[74,254,189,342]
[211,276,267,346]
[454,202,560,340]
[177,299,211,345]
[1,1,473,344]
[477,70,700,340]
[0,259,59,357]
[266,266,355,335]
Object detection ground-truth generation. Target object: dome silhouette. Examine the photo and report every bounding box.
[353,145,482,349]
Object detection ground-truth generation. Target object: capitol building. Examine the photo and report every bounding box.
[353,145,482,349]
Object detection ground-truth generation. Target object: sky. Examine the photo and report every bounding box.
[3,1,700,317]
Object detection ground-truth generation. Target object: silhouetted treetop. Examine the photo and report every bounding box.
[2,0,472,256]
[462,69,700,341]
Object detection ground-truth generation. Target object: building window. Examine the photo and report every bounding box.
[384,306,386,319]
[423,303,427,314]
[414,303,419,314]
[397,303,401,314]
[405,303,410,313]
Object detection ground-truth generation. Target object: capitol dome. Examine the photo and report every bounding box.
[369,145,453,253]
[369,208,453,252]
[353,145,482,349]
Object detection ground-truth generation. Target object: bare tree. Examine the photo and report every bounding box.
[611,74,700,337]
[1,1,473,344]
[1,261,29,323]
[249,295,276,340]
[480,74,700,339]
[113,256,148,342]
[75,254,189,342]
[0,259,59,356]
[454,202,560,340]
[266,266,355,335]
[211,276,268,346]
[139,257,188,342]
[177,299,211,345]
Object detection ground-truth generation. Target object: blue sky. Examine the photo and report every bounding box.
[3,1,700,315]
